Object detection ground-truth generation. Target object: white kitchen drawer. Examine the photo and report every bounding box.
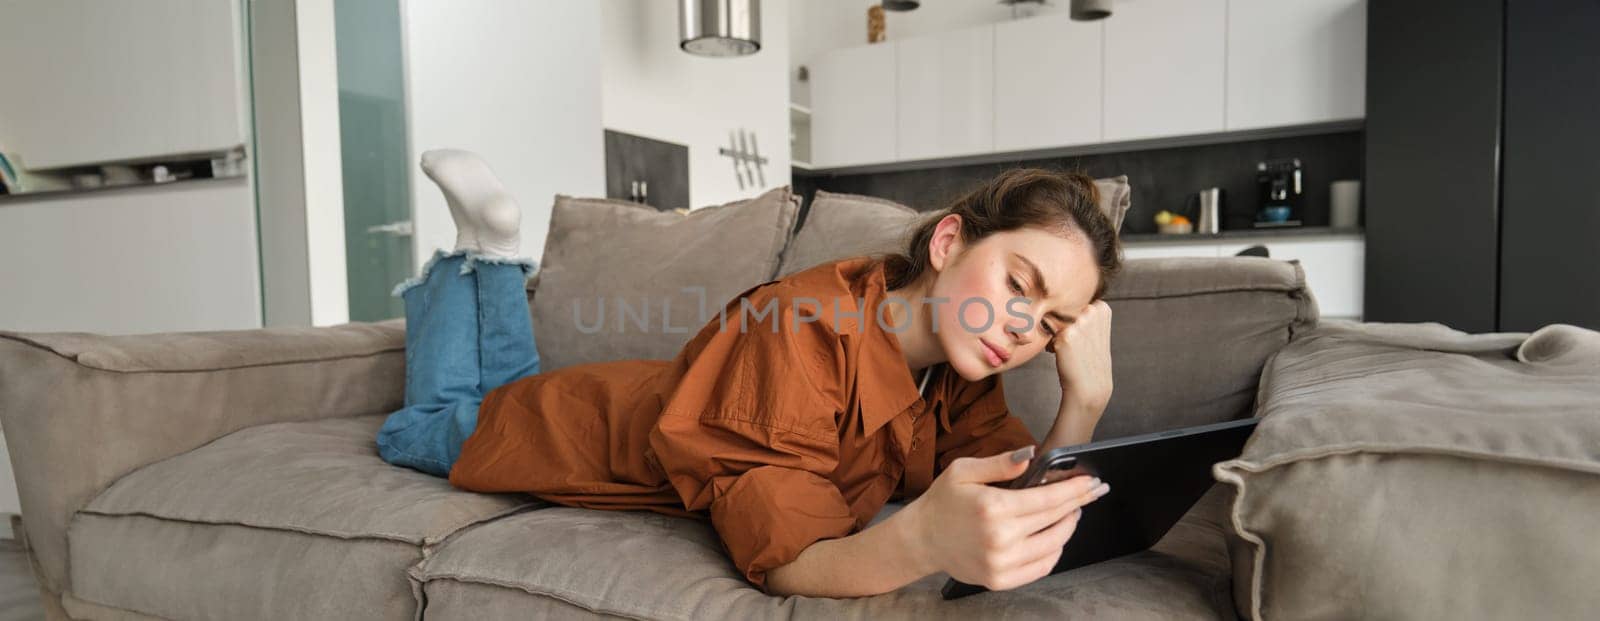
[1214,237,1365,319]
[1122,243,1223,260]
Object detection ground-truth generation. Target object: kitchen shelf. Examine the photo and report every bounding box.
[1121,226,1363,244]
[0,174,247,206]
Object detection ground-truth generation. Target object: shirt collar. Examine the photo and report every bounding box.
[850,258,953,436]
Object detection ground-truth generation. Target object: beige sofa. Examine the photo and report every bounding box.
[0,183,1462,620]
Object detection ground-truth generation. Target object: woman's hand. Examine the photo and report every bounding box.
[1049,300,1114,419]
[903,447,1111,591]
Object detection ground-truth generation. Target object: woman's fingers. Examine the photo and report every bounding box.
[1020,507,1082,560]
[999,474,1105,516]
[1005,497,1080,541]
[992,514,1077,590]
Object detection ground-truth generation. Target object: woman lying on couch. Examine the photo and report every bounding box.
[375,151,1121,598]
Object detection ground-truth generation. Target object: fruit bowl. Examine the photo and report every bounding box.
[1158,221,1194,235]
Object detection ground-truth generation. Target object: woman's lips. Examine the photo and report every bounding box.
[980,338,1011,367]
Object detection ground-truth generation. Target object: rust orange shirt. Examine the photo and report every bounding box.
[449,256,1038,588]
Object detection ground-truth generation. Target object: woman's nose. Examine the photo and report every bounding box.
[1005,313,1037,344]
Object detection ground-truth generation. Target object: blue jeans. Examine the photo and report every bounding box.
[376,249,541,477]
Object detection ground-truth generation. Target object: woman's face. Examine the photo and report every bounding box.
[925,215,1100,382]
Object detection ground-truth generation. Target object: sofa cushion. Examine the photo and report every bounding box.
[1084,256,1316,440]
[997,258,1313,441]
[1003,256,1315,442]
[532,187,800,372]
[777,191,922,279]
[1213,321,1600,621]
[415,486,1237,620]
[70,415,538,620]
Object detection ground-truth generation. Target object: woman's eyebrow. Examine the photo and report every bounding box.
[1014,252,1078,326]
[1015,253,1053,298]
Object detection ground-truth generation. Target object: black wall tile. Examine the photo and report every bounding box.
[795,130,1362,235]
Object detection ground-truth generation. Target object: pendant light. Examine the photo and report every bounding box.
[999,0,1112,21]
[679,0,761,57]
[1069,0,1113,21]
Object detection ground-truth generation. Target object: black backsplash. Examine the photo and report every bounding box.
[604,129,690,211]
[794,130,1363,235]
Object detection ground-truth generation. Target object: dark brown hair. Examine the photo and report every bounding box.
[880,168,1123,300]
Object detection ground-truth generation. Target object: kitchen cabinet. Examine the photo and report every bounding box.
[1216,237,1364,319]
[993,14,1103,152]
[896,25,995,161]
[1122,243,1221,260]
[804,0,1365,171]
[1103,0,1227,142]
[1226,0,1367,130]
[1124,235,1365,319]
[810,42,898,168]
[0,0,246,169]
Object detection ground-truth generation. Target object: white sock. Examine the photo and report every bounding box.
[419,149,522,257]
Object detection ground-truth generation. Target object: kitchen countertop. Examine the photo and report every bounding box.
[1121,226,1363,244]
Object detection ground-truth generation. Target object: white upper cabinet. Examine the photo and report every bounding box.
[810,42,898,168]
[993,14,1104,152]
[896,25,995,161]
[1103,0,1227,142]
[1226,0,1368,130]
[0,0,246,169]
[804,0,1367,169]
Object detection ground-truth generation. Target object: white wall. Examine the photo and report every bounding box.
[789,0,1067,105]
[401,0,606,266]
[252,0,351,328]
[601,0,792,209]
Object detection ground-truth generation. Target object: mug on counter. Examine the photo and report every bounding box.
[1331,180,1361,228]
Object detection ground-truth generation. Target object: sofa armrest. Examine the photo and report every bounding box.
[0,319,405,594]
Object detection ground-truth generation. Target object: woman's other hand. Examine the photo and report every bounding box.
[1050,300,1113,421]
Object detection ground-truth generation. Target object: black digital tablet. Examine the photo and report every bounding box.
[941,417,1261,600]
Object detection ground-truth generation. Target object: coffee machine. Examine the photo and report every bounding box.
[1254,158,1303,227]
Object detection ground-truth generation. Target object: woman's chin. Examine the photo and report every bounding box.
[948,354,994,382]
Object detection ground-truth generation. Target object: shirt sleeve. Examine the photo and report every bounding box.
[648,289,853,590]
[935,374,1040,474]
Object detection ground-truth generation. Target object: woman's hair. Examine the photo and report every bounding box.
[880,168,1123,299]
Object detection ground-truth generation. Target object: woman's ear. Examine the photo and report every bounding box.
[928,214,964,273]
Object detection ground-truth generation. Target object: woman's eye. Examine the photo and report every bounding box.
[1007,276,1024,295]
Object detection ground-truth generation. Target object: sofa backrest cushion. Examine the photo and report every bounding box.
[777,191,921,279]
[1021,256,1317,441]
[530,187,799,371]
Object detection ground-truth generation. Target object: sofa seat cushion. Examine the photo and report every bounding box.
[1214,321,1600,620]
[70,415,538,620]
[416,486,1236,620]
